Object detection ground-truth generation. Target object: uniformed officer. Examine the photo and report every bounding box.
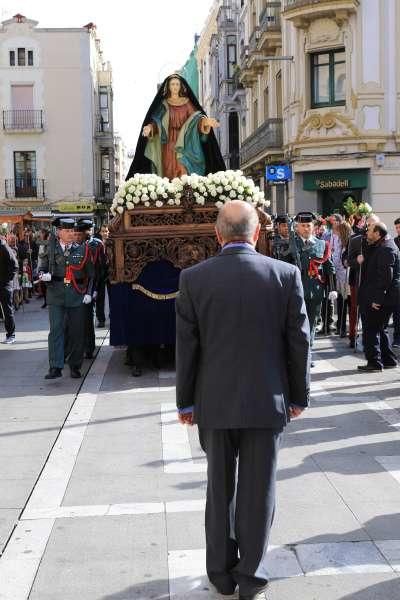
[74,219,100,359]
[38,218,94,379]
[271,215,295,263]
[293,212,337,351]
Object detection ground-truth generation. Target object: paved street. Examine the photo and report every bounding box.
[0,300,400,599]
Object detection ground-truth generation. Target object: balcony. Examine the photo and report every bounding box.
[96,179,113,201]
[95,116,112,138]
[217,4,235,29]
[3,110,44,132]
[258,2,282,52]
[240,118,283,166]
[283,0,359,26]
[5,178,45,200]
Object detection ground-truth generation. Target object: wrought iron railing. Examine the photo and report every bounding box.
[3,110,44,130]
[217,3,234,27]
[240,118,283,165]
[5,178,45,199]
[96,179,113,200]
[96,116,112,134]
[259,2,281,31]
[284,0,337,8]
[248,27,261,53]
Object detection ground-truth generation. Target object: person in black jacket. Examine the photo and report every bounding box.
[176,201,310,600]
[0,235,19,343]
[393,218,400,347]
[356,222,400,371]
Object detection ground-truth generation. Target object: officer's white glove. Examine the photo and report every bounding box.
[328,291,338,301]
[92,291,98,300]
[83,294,92,304]
[39,272,52,282]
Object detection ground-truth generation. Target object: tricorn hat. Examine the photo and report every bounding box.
[295,212,316,223]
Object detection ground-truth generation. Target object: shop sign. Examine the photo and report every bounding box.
[303,169,369,191]
[57,201,95,213]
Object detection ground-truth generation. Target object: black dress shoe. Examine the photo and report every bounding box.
[357,363,383,372]
[70,367,82,378]
[45,367,62,379]
[239,591,269,600]
[383,363,398,369]
[349,337,355,349]
[131,365,142,377]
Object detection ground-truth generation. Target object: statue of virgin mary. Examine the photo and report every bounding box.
[126,74,226,180]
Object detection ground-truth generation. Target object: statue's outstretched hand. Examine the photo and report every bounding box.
[203,117,220,129]
[142,124,153,138]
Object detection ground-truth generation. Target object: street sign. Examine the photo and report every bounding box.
[266,164,292,184]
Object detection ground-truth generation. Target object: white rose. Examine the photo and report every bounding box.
[216,186,223,194]
[162,192,168,199]
[117,198,124,205]
[133,196,141,204]
[126,193,133,201]
[210,190,217,197]
[141,187,148,195]
[120,189,126,197]
[117,206,124,214]
[148,185,155,192]
[168,199,175,205]
[238,195,244,201]
[215,201,223,209]
[128,186,134,194]
[238,186,244,194]
[229,190,237,198]
[175,198,181,205]
[181,174,189,184]
[144,201,150,207]
[155,200,163,208]
[126,201,134,210]
[225,185,232,191]
[150,191,157,200]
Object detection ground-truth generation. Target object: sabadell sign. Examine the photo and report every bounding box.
[303,169,369,191]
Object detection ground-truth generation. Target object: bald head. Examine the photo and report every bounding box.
[216,200,260,246]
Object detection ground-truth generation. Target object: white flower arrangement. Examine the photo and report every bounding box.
[110,170,270,216]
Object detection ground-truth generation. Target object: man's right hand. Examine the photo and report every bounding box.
[39,272,52,282]
[178,412,194,426]
[357,255,364,265]
[289,405,305,418]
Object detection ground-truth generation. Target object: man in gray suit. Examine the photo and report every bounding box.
[175,201,310,600]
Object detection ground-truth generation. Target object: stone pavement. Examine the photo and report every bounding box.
[0,301,400,599]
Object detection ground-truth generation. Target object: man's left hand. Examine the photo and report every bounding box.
[372,302,381,310]
[178,412,194,426]
[328,291,338,301]
[289,405,305,418]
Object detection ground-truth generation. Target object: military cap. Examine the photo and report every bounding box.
[275,215,289,224]
[75,219,94,232]
[394,217,400,225]
[295,212,316,223]
[52,217,76,229]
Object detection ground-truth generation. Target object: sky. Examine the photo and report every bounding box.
[1,0,214,153]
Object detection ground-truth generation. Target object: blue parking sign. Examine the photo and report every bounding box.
[266,164,292,183]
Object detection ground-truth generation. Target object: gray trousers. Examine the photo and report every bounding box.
[198,427,282,597]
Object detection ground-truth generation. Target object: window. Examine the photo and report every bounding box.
[18,48,25,66]
[276,71,282,118]
[14,151,37,197]
[227,36,237,79]
[311,49,346,108]
[264,86,269,120]
[253,98,258,131]
[9,48,34,67]
[99,86,109,129]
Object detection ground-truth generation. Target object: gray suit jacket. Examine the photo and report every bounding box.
[175,246,310,429]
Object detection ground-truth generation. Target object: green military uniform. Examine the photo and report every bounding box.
[294,233,335,345]
[38,225,94,376]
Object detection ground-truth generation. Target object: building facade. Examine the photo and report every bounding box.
[0,14,117,221]
[196,0,400,225]
[282,0,400,226]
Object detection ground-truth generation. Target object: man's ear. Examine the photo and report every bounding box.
[215,226,223,246]
[253,223,261,244]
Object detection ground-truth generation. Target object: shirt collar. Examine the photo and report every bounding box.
[221,241,255,252]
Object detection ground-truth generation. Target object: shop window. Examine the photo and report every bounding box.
[311,49,346,108]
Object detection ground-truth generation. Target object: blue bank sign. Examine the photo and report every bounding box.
[266,164,292,184]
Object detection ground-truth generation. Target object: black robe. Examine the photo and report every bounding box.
[126,74,225,180]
